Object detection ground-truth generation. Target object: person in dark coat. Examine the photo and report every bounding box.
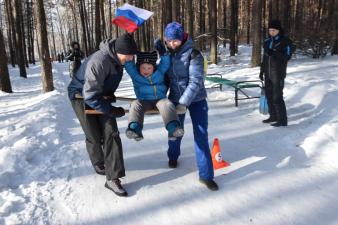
[260,20,293,127]
[60,52,64,62]
[155,22,218,191]
[65,41,84,77]
[67,33,138,197]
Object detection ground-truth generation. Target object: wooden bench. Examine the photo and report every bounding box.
[205,73,263,106]
[75,94,159,115]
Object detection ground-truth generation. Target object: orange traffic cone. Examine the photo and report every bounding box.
[211,138,230,170]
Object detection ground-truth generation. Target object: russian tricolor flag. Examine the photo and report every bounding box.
[112,3,153,33]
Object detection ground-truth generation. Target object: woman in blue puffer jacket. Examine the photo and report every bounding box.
[124,51,184,141]
[155,22,218,191]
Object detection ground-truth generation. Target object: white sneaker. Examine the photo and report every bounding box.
[105,179,128,197]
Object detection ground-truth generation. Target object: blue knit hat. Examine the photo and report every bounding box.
[164,22,184,41]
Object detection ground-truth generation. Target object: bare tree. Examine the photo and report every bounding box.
[78,0,89,56]
[230,0,238,56]
[210,0,217,63]
[0,29,13,93]
[186,0,193,37]
[251,0,263,67]
[95,0,102,50]
[4,0,16,67]
[34,0,54,92]
[13,0,27,77]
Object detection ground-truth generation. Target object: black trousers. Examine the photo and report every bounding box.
[265,75,287,123]
[71,99,125,180]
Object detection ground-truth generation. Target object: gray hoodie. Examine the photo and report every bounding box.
[67,39,124,115]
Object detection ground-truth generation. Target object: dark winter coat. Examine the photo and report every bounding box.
[166,37,207,106]
[65,48,84,62]
[67,39,124,115]
[260,35,292,80]
[124,55,170,101]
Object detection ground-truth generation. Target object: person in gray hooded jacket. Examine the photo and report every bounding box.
[67,33,137,197]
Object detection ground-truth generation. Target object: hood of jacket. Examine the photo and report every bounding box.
[99,39,122,66]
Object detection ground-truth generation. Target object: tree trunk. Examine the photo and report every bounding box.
[50,19,57,60]
[56,7,67,55]
[186,0,193,37]
[165,0,172,25]
[30,6,36,65]
[100,0,106,39]
[78,0,89,56]
[246,0,251,44]
[109,0,112,38]
[210,0,217,64]
[172,0,177,22]
[223,0,227,47]
[262,0,267,39]
[0,29,13,93]
[95,0,102,50]
[84,0,92,53]
[332,0,338,54]
[282,0,291,35]
[199,0,205,50]
[251,0,263,67]
[294,0,304,41]
[26,0,33,64]
[269,0,279,20]
[4,0,16,67]
[21,4,29,68]
[230,0,238,56]
[34,0,54,92]
[13,0,27,77]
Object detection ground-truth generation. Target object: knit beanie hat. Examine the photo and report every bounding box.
[164,22,184,41]
[136,51,158,67]
[115,33,138,55]
[71,41,80,48]
[268,20,282,31]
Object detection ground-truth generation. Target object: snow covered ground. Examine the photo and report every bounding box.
[1,46,338,225]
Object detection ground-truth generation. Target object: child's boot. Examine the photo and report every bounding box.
[167,121,184,141]
[126,122,144,141]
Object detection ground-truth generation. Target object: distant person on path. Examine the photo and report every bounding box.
[259,20,293,127]
[155,22,218,191]
[61,52,64,62]
[124,50,184,141]
[65,41,84,77]
[67,33,138,197]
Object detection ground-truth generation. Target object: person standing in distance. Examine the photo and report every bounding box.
[260,20,293,127]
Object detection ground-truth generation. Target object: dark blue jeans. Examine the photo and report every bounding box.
[167,99,214,181]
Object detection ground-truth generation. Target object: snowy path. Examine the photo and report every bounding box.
[1,50,338,225]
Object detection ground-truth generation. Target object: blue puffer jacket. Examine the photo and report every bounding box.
[124,55,170,101]
[166,37,207,106]
[67,39,123,115]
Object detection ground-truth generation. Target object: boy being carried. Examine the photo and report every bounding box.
[125,51,184,141]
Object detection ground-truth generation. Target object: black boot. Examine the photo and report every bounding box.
[271,121,287,127]
[168,159,178,168]
[199,179,219,191]
[262,116,277,123]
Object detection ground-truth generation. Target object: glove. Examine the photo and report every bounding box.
[110,106,125,118]
[267,48,275,56]
[103,94,116,103]
[176,104,187,114]
[259,71,264,81]
[154,38,167,56]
